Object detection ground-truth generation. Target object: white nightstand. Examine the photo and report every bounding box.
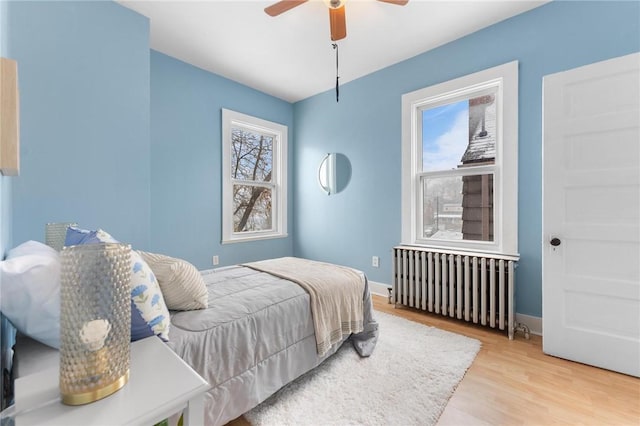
[4,336,210,426]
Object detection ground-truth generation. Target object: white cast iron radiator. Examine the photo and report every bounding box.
[392,245,528,339]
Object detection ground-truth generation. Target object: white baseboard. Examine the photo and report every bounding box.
[369,281,542,336]
[369,281,391,298]
[515,313,542,336]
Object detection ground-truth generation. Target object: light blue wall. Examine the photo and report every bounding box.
[6,1,151,249]
[0,178,9,259]
[3,0,638,319]
[0,0,15,410]
[3,0,295,267]
[149,51,294,269]
[292,1,640,317]
[0,0,11,256]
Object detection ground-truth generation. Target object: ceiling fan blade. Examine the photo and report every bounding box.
[329,6,346,41]
[264,0,308,17]
[377,0,409,5]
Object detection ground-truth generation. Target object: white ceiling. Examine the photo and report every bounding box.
[118,0,548,103]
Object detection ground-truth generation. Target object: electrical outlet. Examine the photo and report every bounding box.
[372,256,379,268]
[212,255,219,266]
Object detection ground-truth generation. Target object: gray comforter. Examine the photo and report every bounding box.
[167,265,378,426]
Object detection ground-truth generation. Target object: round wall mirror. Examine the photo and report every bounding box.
[318,153,351,195]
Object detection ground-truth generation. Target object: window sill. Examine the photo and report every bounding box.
[221,232,288,245]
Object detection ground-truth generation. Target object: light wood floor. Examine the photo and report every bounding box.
[228,294,640,425]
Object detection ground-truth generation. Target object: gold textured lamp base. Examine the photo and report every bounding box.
[61,370,129,405]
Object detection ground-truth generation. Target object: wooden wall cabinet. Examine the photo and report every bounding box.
[0,57,20,176]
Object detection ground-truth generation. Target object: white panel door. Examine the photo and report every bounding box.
[543,53,640,377]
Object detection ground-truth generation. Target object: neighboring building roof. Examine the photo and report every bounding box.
[461,94,496,164]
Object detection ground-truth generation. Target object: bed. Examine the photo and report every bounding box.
[8,258,379,426]
[168,261,379,425]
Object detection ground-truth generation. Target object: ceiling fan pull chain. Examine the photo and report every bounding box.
[332,42,339,102]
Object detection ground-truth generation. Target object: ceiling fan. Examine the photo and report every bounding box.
[265,0,409,41]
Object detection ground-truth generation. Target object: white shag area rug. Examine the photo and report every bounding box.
[245,311,481,426]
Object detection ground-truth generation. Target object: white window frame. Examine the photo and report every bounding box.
[221,109,288,244]
[401,61,518,255]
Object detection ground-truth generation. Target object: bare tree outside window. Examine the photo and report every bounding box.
[222,109,287,244]
[231,128,274,232]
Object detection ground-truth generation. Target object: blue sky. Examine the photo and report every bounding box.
[422,100,468,172]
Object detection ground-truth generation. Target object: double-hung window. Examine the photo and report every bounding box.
[401,61,518,254]
[221,109,288,243]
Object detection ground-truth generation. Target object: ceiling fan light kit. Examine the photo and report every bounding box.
[323,0,346,9]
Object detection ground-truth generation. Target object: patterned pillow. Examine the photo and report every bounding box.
[137,251,208,311]
[65,227,170,341]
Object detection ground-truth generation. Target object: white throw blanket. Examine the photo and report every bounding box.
[243,257,365,356]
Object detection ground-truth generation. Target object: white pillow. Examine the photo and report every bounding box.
[0,241,61,348]
[137,251,208,311]
[8,239,58,258]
